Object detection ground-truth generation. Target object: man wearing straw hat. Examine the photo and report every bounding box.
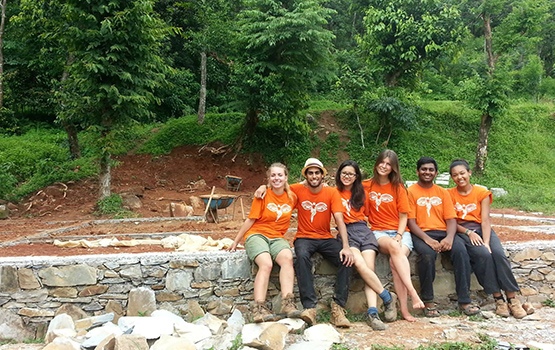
[257,157,354,327]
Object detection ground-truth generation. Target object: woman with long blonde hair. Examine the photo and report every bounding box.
[229,163,299,322]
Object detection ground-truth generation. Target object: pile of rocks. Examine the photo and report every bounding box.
[42,310,341,350]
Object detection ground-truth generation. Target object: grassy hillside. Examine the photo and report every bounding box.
[0,102,554,214]
[336,101,555,214]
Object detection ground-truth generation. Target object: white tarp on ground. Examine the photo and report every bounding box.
[53,233,236,251]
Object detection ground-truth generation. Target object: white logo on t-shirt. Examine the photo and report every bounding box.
[454,202,476,220]
[301,201,328,222]
[369,191,393,211]
[416,196,442,217]
[341,198,352,217]
[266,203,292,221]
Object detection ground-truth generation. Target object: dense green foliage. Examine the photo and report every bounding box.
[1,101,554,214]
[1,0,554,210]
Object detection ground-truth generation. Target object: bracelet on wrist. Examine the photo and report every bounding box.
[465,229,470,235]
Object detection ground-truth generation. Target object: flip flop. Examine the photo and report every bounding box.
[424,306,440,317]
[459,304,481,316]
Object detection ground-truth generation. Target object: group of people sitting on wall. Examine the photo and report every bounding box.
[228,150,527,330]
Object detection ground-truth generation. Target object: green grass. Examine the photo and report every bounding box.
[94,194,137,219]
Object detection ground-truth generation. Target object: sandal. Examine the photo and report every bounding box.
[459,304,481,316]
[424,306,440,317]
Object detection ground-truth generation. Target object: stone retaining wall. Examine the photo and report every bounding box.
[0,241,554,340]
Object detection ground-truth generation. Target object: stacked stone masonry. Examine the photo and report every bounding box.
[0,241,554,340]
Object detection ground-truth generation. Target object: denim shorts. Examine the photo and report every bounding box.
[373,230,414,251]
[244,234,291,261]
[345,221,378,252]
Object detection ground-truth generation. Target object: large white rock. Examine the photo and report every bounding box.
[303,324,342,343]
[118,316,173,340]
[150,334,196,350]
[45,314,76,343]
[193,312,227,335]
[173,322,212,344]
[81,322,122,348]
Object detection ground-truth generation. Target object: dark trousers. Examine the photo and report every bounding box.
[411,230,472,305]
[294,238,351,308]
[461,224,520,293]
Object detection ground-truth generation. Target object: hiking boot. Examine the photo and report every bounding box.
[300,308,317,326]
[495,299,510,317]
[383,292,398,322]
[366,313,387,331]
[252,301,277,323]
[280,293,301,318]
[522,302,535,315]
[330,301,351,328]
[508,298,527,319]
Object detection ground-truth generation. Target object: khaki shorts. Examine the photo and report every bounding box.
[244,234,291,261]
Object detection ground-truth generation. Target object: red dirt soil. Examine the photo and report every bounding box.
[0,145,553,258]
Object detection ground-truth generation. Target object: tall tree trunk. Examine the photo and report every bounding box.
[0,0,7,109]
[474,13,495,175]
[232,109,258,162]
[99,149,111,199]
[60,54,81,159]
[483,13,495,73]
[62,121,81,159]
[197,51,207,124]
[474,112,492,175]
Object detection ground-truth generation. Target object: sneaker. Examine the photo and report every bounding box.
[366,313,387,331]
[252,301,277,323]
[508,298,527,319]
[383,292,398,322]
[280,293,301,318]
[300,308,317,326]
[330,301,351,328]
[495,299,510,317]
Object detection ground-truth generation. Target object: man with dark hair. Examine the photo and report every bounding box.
[256,158,354,327]
[407,156,480,317]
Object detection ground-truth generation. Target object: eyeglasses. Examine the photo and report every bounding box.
[341,172,356,178]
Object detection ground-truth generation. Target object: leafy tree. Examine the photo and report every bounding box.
[513,55,544,101]
[232,0,336,152]
[358,0,466,87]
[154,0,237,120]
[9,0,83,157]
[57,0,170,198]
[0,0,7,109]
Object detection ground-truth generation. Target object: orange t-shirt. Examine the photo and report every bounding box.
[447,185,492,224]
[363,179,409,231]
[337,188,367,224]
[244,189,297,240]
[407,183,456,231]
[291,183,344,239]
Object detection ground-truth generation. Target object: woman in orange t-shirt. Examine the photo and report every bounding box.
[336,159,396,330]
[448,159,526,319]
[363,149,424,321]
[229,163,300,322]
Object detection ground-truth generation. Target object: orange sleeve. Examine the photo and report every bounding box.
[449,186,492,224]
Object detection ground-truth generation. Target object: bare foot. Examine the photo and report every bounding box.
[410,292,425,309]
[413,300,425,309]
[402,313,418,322]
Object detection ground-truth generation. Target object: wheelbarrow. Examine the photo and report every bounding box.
[225,175,243,192]
[199,194,237,223]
